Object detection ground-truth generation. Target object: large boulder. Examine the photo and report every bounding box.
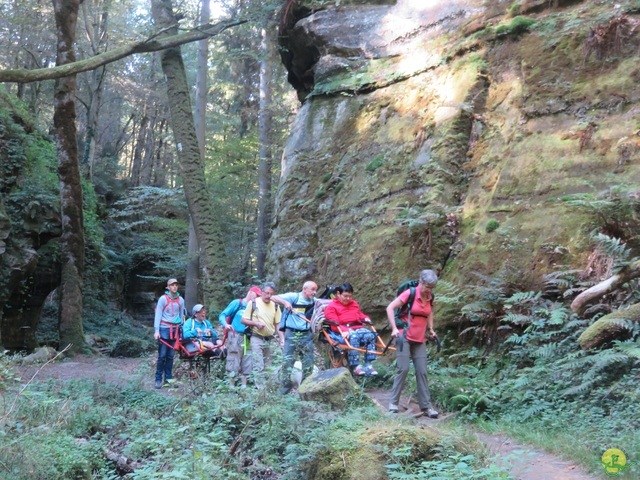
[21,346,58,365]
[298,367,358,408]
[307,424,441,480]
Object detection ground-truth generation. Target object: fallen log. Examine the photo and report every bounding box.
[570,260,640,315]
[104,448,140,474]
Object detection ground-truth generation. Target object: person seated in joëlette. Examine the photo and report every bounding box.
[183,304,223,351]
[323,283,378,376]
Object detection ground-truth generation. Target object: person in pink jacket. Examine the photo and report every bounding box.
[324,283,377,376]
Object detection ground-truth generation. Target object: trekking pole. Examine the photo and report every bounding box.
[429,334,441,353]
[381,336,395,355]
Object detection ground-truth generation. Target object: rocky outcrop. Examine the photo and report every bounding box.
[269,0,640,320]
[0,90,61,351]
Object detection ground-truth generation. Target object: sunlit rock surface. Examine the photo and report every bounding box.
[269,0,640,319]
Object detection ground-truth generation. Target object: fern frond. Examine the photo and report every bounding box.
[590,351,632,371]
[562,319,588,332]
[513,375,531,388]
[501,313,532,325]
[592,232,634,266]
[505,291,540,305]
[459,326,479,337]
[504,333,524,344]
[521,403,547,420]
[533,343,559,359]
[433,280,466,306]
[548,307,570,325]
[562,380,596,397]
[614,340,640,360]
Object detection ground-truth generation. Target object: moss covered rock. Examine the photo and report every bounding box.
[578,303,640,350]
[299,367,358,408]
[307,424,441,480]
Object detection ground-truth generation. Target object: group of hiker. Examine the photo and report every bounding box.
[152,269,440,418]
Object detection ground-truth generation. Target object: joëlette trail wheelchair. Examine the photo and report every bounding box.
[308,299,396,369]
[158,321,228,377]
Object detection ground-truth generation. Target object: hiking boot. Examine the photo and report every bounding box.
[364,364,378,376]
[388,403,399,413]
[422,407,439,419]
[353,365,366,376]
[154,380,163,389]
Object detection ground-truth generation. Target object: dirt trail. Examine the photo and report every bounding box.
[18,357,601,480]
[366,389,600,480]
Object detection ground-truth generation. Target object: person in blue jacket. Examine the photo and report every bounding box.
[218,286,261,388]
[183,304,222,350]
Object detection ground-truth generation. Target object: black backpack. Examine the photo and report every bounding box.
[317,285,338,299]
[393,280,435,329]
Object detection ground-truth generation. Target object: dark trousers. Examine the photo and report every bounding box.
[280,329,314,390]
[155,330,176,382]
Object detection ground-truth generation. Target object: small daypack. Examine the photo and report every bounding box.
[393,280,435,329]
[225,298,244,325]
[317,285,338,299]
[393,280,418,329]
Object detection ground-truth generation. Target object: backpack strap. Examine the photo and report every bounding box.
[228,298,244,323]
[406,286,416,314]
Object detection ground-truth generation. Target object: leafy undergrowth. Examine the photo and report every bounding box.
[423,269,640,479]
[0,356,509,480]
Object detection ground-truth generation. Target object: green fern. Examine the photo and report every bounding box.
[505,291,540,305]
[521,403,547,420]
[533,343,559,359]
[501,313,533,325]
[513,375,531,389]
[547,307,570,326]
[561,379,596,397]
[504,333,525,345]
[592,232,637,270]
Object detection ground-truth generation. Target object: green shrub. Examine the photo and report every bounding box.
[485,219,500,233]
[494,16,536,36]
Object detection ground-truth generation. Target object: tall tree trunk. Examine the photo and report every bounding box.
[256,24,275,278]
[185,0,210,309]
[80,0,111,180]
[53,0,88,355]
[131,112,149,186]
[139,105,157,185]
[151,0,227,310]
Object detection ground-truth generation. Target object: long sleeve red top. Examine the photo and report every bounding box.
[324,298,369,333]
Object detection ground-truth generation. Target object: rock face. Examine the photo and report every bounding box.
[269,0,640,318]
[0,91,61,351]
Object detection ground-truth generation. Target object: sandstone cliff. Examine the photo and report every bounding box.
[268,0,640,318]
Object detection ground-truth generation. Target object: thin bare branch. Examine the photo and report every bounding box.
[1,344,72,422]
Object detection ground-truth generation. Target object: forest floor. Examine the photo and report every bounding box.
[17,356,601,480]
